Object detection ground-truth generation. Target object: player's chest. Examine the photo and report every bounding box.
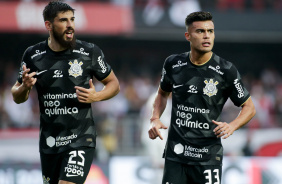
[31,56,92,85]
[170,67,227,98]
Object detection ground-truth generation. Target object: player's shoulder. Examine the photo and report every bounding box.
[212,53,240,80]
[165,52,189,64]
[25,40,46,54]
[213,53,235,70]
[23,41,47,61]
[75,39,101,51]
[74,39,104,58]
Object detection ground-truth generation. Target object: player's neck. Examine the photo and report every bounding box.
[48,37,67,52]
[189,51,213,66]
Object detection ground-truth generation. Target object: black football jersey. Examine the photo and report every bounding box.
[17,39,112,154]
[160,52,250,165]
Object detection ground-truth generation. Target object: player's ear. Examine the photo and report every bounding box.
[185,31,190,42]
[45,21,52,31]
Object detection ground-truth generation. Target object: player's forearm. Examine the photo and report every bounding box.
[229,97,256,131]
[93,80,120,101]
[150,88,170,122]
[11,84,30,104]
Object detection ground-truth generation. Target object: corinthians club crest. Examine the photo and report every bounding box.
[68,59,83,78]
[203,79,219,97]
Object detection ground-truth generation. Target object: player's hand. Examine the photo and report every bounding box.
[148,119,168,140]
[212,120,235,139]
[21,65,37,90]
[75,79,97,103]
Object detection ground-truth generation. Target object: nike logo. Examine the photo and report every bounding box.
[173,84,183,88]
[66,173,78,177]
[36,70,47,75]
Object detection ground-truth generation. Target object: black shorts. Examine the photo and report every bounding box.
[162,159,222,184]
[40,147,95,184]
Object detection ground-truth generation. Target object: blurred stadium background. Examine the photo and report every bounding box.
[0,0,282,183]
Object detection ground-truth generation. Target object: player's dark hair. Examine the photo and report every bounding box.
[43,0,75,22]
[185,11,213,30]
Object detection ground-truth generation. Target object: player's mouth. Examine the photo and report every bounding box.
[202,41,210,47]
[65,29,75,39]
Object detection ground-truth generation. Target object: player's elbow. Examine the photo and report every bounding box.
[245,97,256,119]
[250,105,256,118]
[113,80,120,96]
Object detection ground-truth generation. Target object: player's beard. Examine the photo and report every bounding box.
[52,28,76,50]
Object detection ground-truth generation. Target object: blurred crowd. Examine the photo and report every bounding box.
[0,0,282,11]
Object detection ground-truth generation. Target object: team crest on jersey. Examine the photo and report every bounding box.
[68,60,83,78]
[203,79,218,97]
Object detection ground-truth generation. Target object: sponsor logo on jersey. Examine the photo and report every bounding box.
[46,136,55,147]
[175,112,209,129]
[97,56,107,73]
[173,84,183,88]
[56,134,78,147]
[234,79,244,98]
[31,50,46,59]
[172,60,187,68]
[203,79,218,97]
[177,104,210,114]
[174,143,209,158]
[188,85,198,93]
[208,65,224,75]
[174,143,184,154]
[68,60,83,78]
[46,134,78,148]
[65,151,85,177]
[43,93,79,117]
[42,175,50,184]
[73,47,89,56]
[53,70,63,78]
[36,70,47,76]
[65,165,84,177]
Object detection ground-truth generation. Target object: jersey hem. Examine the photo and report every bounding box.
[239,96,251,107]
[159,85,172,93]
[164,157,222,166]
[100,70,112,81]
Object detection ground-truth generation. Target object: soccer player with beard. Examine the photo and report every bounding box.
[11,1,120,184]
[148,11,256,184]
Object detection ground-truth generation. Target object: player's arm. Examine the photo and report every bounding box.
[148,87,170,140]
[11,65,37,104]
[75,70,120,103]
[213,97,256,139]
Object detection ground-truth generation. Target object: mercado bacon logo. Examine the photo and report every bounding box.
[46,134,78,148]
[43,93,78,117]
[174,143,209,159]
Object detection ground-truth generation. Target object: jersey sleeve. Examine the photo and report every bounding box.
[226,64,250,107]
[160,56,173,92]
[91,45,112,81]
[17,46,32,84]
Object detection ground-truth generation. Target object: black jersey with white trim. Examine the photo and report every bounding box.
[17,39,112,154]
[160,52,250,165]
